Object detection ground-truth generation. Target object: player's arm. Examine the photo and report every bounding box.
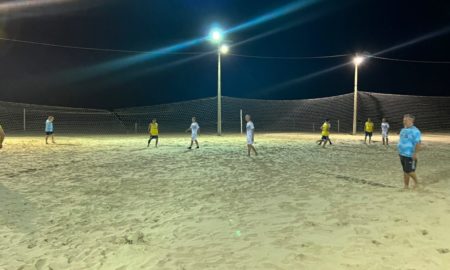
[185,127,191,133]
[413,143,421,160]
[413,132,421,160]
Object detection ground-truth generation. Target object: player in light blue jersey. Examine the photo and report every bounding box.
[45,116,56,144]
[397,114,421,189]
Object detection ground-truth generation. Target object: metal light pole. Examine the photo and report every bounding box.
[217,49,222,135]
[352,56,364,135]
[216,44,229,136]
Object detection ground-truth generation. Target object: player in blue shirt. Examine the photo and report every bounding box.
[45,116,56,144]
[397,114,421,189]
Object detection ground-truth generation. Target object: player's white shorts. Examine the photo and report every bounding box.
[247,135,254,145]
[382,132,388,138]
[191,133,198,140]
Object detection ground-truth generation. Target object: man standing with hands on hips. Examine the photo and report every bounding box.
[397,114,421,189]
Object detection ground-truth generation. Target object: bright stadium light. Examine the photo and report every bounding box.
[210,28,224,43]
[353,56,364,66]
[352,55,365,135]
[219,44,230,54]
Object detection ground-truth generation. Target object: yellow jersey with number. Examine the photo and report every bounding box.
[149,123,159,136]
[365,121,374,132]
[321,122,330,136]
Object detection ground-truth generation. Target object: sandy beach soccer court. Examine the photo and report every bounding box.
[1,133,450,270]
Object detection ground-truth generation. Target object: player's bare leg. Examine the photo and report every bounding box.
[147,137,152,147]
[409,172,419,189]
[45,135,49,144]
[386,137,389,146]
[188,140,194,149]
[0,134,4,149]
[403,173,410,189]
[194,140,199,149]
[155,138,158,148]
[51,135,56,144]
[248,144,257,156]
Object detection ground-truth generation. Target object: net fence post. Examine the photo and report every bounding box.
[240,109,243,134]
[337,119,340,133]
[134,122,138,134]
[23,108,26,132]
[313,123,315,133]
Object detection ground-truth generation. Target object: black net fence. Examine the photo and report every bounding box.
[1,92,450,134]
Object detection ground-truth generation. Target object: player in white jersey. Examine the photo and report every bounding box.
[245,114,257,156]
[381,118,390,146]
[186,117,200,149]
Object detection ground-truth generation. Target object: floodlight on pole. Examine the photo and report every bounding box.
[219,44,229,54]
[352,55,365,135]
[210,28,223,43]
[353,56,364,66]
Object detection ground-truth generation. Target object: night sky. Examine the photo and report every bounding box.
[0,0,449,109]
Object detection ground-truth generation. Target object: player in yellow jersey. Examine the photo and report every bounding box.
[147,119,159,147]
[317,119,332,148]
[0,124,5,149]
[364,118,374,144]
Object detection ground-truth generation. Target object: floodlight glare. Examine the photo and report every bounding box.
[219,44,229,54]
[353,56,364,66]
[210,29,223,43]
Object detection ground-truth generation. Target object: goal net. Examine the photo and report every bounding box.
[0,101,125,134]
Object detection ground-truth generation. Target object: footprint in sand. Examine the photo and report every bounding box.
[371,240,382,246]
[353,227,371,235]
[437,248,449,254]
[35,259,47,270]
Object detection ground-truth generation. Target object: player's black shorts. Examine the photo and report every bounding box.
[149,135,158,139]
[46,132,54,135]
[321,136,329,140]
[400,155,417,173]
[365,131,373,137]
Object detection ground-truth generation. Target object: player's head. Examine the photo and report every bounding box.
[325,118,329,122]
[403,114,415,127]
[48,116,54,121]
[367,118,372,122]
[245,114,251,122]
[382,117,386,122]
[192,117,196,122]
[152,118,156,123]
